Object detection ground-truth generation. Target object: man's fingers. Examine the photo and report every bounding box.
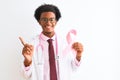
[19,37,26,46]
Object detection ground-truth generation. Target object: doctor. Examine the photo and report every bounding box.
[19,4,83,80]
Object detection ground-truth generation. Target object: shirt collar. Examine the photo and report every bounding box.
[40,32,56,41]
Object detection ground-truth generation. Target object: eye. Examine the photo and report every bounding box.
[49,18,55,22]
[42,18,48,22]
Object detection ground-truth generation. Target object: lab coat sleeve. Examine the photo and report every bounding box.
[21,62,33,79]
[71,57,81,71]
[69,49,81,71]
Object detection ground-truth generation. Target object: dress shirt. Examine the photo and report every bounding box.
[40,33,58,80]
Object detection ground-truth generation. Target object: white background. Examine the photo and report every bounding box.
[0,0,120,80]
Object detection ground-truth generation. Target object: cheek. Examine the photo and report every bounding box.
[39,22,45,28]
[52,22,57,27]
[38,21,42,26]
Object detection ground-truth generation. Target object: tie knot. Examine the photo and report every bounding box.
[47,39,53,44]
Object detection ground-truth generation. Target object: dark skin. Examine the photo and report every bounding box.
[19,12,83,67]
[72,42,83,61]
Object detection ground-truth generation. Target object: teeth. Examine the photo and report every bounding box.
[46,26,51,28]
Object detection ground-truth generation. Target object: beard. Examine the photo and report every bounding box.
[42,31,52,36]
[45,32,52,34]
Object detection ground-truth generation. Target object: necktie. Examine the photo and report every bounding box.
[47,39,57,80]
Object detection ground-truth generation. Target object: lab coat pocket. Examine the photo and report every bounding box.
[34,45,44,66]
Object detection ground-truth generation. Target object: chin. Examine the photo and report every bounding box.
[45,32,52,34]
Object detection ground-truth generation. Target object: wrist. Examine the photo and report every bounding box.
[24,59,32,67]
[76,55,81,61]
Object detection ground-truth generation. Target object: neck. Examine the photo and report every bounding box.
[42,31,55,38]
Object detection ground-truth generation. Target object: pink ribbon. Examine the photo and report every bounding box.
[62,29,77,56]
[66,29,77,44]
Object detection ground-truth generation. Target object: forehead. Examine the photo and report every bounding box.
[40,12,56,18]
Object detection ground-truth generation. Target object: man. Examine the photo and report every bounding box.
[19,4,83,80]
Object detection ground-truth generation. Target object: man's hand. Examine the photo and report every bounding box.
[19,37,34,67]
[72,42,83,61]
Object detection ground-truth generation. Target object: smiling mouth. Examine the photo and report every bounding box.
[44,26,52,34]
[45,25,51,28]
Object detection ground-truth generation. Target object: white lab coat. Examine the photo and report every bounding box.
[21,30,80,80]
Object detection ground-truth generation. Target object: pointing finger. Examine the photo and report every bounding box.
[19,37,26,46]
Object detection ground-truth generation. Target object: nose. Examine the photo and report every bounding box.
[46,20,51,25]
